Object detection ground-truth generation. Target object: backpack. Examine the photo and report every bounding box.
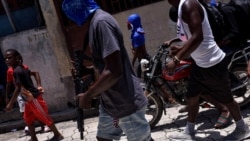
[229,0,250,18]
[199,0,225,42]
[229,0,250,38]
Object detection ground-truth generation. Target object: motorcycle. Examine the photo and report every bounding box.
[141,39,250,128]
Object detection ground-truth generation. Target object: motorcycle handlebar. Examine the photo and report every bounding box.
[161,38,183,49]
[161,44,169,49]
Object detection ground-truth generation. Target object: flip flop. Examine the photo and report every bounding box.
[178,106,188,113]
[214,111,231,129]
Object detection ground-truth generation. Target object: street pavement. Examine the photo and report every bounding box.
[1,104,250,141]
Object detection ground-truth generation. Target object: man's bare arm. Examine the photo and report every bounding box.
[84,50,123,98]
[175,0,204,60]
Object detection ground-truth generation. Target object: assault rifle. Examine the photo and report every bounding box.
[72,50,95,140]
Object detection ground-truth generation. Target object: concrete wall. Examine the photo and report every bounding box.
[0,28,73,113]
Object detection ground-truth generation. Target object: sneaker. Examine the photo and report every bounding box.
[24,126,30,135]
[168,131,196,141]
[224,125,250,141]
[179,106,188,113]
[24,126,28,131]
[41,125,51,133]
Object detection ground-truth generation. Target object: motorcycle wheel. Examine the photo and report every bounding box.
[231,66,250,109]
[145,94,163,128]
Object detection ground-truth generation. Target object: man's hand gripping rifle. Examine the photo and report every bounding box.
[71,50,95,140]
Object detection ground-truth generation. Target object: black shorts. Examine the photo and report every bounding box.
[187,57,234,104]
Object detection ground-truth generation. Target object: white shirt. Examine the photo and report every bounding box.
[177,0,225,68]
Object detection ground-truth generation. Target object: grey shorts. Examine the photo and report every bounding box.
[187,57,234,104]
[97,105,152,141]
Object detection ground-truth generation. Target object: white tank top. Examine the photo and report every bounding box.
[177,0,225,68]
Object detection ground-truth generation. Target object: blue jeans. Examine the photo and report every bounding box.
[97,105,152,141]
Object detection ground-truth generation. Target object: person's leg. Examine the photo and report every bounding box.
[168,63,202,140]
[23,103,37,141]
[223,100,243,123]
[96,105,123,141]
[118,106,153,141]
[22,112,30,135]
[28,96,63,140]
[200,95,227,112]
[223,100,250,140]
[179,94,230,112]
[167,95,199,140]
[27,123,38,141]
[200,94,231,128]
[16,95,30,134]
[40,124,50,133]
[202,57,250,140]
[204,58,243,122]
[186,96,200,124]
[47,124,63,138]
[137,63,142,78]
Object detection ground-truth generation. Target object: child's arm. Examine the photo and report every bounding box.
[5,84,21,112]
[30,71,44,93]
[30,71,41,86]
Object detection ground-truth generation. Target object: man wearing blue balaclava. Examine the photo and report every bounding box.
[127,14,149,77]
[127,14,177,106]
[62,1,154,141]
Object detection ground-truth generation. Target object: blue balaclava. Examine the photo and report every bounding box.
[128,14,145,48]
[62,0,100,26]
[128,14,144,34]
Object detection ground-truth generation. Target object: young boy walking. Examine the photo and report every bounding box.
[4,49,63,141]
[6,65,50,135]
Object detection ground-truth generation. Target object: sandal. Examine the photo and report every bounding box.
[214,111,231,129]
[178,106,188,113]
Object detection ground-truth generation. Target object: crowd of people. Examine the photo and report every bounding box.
[1,0,250,141]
